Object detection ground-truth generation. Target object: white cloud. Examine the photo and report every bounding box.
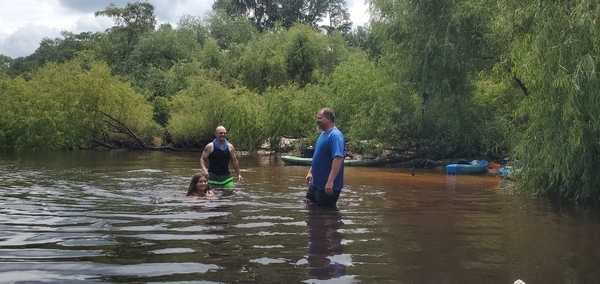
[73,15,114,34]
[0,0,83,57]
[0,24,63,58]
[348,0,370,27]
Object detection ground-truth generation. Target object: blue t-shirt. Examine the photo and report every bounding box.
[311,127,345,191]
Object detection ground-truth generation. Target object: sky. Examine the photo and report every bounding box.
[0,0,369,58]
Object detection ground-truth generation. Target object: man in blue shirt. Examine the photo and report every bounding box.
[305,108,345,207]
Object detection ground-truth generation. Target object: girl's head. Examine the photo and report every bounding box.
[187,172,211,196]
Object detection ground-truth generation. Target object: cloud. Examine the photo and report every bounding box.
[148,0,214,26]
[0,24,63,58]
[347,0,370,27]
[0,0,213,58]
[59,0,213,27]
[73,15,114,34]
[58,0,131,13]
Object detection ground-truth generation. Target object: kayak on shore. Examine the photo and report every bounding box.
[280,155,382,167]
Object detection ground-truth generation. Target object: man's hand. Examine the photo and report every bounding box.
[325,181,334,196]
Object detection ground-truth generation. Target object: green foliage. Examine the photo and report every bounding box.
[177,15,209,46]
[328,51,418,150]
[0,60,160,149]
[168,76,266,150]
[94,1,157,74]
[162,60,205,97]
[152,96,171,126]
[219,88,266,151]
[472,73,522,159]
[206,11,257,50]
[0,54,11,72]
[259,84,329,149]
[506,0,600,201]
[199,39,225,70]
[168,76,232,148]
[240,24,349,92]
[213,0,351,32]
[5,31,103,78]
[284,25,326,86]
[239,26,288,92]
[124,23,200,98]
[370,0,497,158]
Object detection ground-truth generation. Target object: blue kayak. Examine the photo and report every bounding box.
[446,160,489,175]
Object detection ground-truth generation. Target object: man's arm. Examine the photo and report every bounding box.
[229,144,243,182]
[325,157,344,195]
[200,143,213,176]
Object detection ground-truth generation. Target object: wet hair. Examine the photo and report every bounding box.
[319,108,335,123]
[187,172,212,196]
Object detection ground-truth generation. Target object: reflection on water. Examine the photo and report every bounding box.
[1,150,600,283]
[306,205,347,281]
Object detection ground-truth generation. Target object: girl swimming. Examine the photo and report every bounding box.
[186,172,216,198]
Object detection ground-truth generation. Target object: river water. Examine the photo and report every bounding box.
[1,150,599,283]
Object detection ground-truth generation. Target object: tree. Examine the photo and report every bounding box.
[206,11,257,50]
[168,76,266,150]
[370,0,497,158]
[95,2,157,73]
[0,54,11,73]
[4,31,103,78]
[501,0,600,201]
[123,23,200,98]
[238,24,349,92]
[177,15,210,46]
[327,51,418,149]
[213,0,351,32]
[320,0,352,34]
[0,59,160,149]
[346,26,380,57]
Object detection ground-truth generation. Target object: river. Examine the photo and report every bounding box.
[0,150,599,283]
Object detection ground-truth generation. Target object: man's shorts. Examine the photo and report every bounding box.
[305,185,341,207]
[208,173,234,188]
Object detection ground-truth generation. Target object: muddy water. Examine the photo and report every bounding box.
[0,150,599,283]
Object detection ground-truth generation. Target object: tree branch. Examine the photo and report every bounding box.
[100,111,149,149]
[513,76,529,96]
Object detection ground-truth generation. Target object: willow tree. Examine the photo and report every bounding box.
[501,0,600,201]
[369,0,498,158]
[0,59,160,149]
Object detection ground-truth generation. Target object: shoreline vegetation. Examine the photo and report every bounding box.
[90,137,471,169]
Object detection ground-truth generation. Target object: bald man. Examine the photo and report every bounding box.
[200,126,243,188]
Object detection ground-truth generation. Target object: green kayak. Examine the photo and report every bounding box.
[281,155,382,167]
